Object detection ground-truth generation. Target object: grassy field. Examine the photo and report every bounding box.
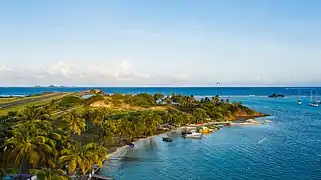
[0,97,24,103]
[0,93,65,105]
[0,93,70,116]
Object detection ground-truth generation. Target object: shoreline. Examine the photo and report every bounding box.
[106,127,183,158]
[106,116,267,158]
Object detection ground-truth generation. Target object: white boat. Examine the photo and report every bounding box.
[315,90,321,104]
[184,130,202,139]
[297,90,302,105]
[263,120,272,123]
[308,89,318,107]
[309,103,318,107]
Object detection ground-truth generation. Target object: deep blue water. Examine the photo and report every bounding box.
[1,87,321,97]
[100,96,321,180]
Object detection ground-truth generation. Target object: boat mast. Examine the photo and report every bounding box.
[310,89,312,103]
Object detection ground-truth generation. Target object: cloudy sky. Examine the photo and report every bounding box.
[1,0,321,86]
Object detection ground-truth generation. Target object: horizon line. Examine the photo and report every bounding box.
[0,85,321,88]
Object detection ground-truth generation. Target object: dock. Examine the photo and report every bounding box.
[92,174,114,180]
[207,121,232,126]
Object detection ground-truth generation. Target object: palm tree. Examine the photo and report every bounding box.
[63,111,86,135]
[30,168,68,180]
[46,100,58,111]
[21,106,42,121]
[98,119,116,145]
[141,111,162,136]
[116,116,134,141]
[26,120,54,135]
[192,108,209,123]
[91,109,105,127]
[58,142,107,175]
[81,108,93,130]
[21,106,52,121]
[211,96,219,105]
[2,125,58,173]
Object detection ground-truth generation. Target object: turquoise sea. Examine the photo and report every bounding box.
[1,87,320,97]
[101,96,321,180]
[1,87,321,179]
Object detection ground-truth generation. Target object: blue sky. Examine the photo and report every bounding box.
[1,0,321,86]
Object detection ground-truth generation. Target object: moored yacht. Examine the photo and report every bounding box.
[297,99,302,105]
[308,89,318,107]
[183,130,202,139]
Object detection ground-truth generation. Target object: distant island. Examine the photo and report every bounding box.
[268,93,285,98]
[34,85,68,88]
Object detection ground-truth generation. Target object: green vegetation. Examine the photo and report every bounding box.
[0,92,263,179]
[0,93,68,116]
[83,94,105,106]
[0,97,22,103]
[0,93,56,104]
[58,95,83,109]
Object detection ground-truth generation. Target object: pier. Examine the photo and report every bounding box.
[207,121,232,126]
[92,174,114,180]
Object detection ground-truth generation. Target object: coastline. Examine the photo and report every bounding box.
[105,116,267,159]
[106,127,183,158]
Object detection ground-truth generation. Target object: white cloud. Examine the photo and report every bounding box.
[0,60,184,86]
[46,61,79,77]
[175,73,189,81]
[0,65,12,72]
[1,59,321,86]
[119,60,130,72]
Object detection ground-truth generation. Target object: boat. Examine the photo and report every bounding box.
[263,120,272,124]
[297,90,302,105]
[217,124,224,128]
[199,127,213,134]
[297,100,302,105]
[162,137,172,142]
[124,141,135,147]
[181,128,193,135]
[316,90,321,104]
[268,93,285,98]
[181,131,191,135]
[308,89,318,107]
[309,103,318,107]
[183,130,202,139]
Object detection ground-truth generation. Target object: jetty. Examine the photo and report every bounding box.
[92,174,114,180]
[207,121,232,126]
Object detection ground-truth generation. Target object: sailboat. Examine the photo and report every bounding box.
[297,90,302,105]
[308,89,318,107]
[316,90,321,104]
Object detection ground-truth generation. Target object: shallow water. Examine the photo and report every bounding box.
[101,96,321,180]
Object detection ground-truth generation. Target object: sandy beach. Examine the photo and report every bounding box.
[106,119,263,158]
[106,127,184,158]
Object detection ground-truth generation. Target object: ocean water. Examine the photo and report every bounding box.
[100,96,321,180]
[1,87,321,97]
